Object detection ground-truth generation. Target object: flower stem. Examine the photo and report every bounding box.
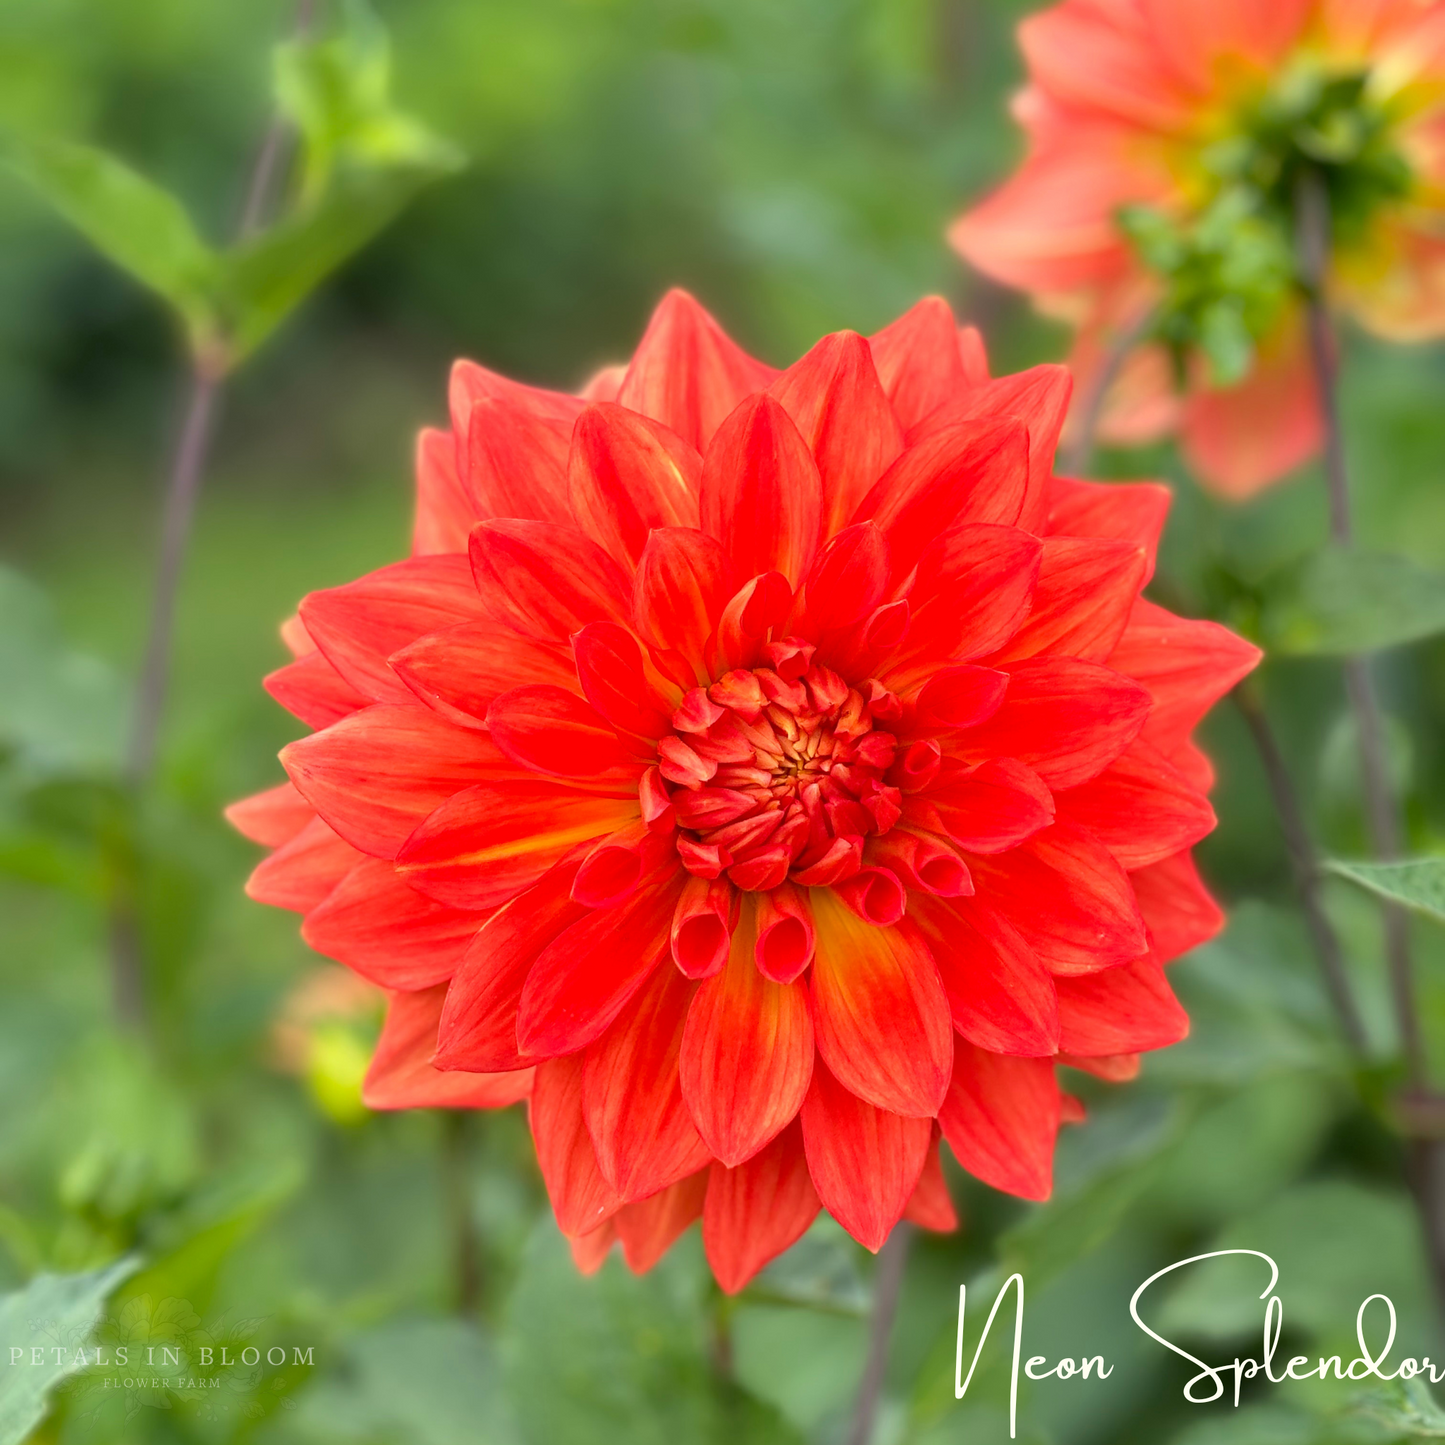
[1295,167,1424,1082]
[1232,681,1367,1052]
[440,1111,483,1317]
[846,1221,913,1445]
[1295,164,1445,1314]
[1060,306,1153,478]
[110,0,320,1032]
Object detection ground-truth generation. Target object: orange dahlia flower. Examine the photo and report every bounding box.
[229,290,1258,1290]
[952,0,1445,498]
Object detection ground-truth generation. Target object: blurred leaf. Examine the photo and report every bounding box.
[1001,1095,1187,1290]
[1328,858,1445,925]
[0,568,124,782]
[0,134,221,349]
[217,0,464,364]
[1348,1379,1445,1438]
[0,1257,137,1445]
[1261,548,1445,656]
[1167,1401,1383,1444]
[2,2,460,372]
[503,1221,801,1445]
[1157,1180,1434,1348]
[1149,905,1349,1086]
[294,1316,522,1445]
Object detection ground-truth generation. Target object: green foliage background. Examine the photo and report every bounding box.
[5,2,1445,1443]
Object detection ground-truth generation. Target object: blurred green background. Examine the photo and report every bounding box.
[6,1,1445,1442]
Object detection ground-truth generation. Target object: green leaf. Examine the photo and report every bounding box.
[1347,1379,1445,1439]
[218,0,463,363]
[294,1317,523,1445]
[1,134,220,351]
[502,1221,801,1445]
[1327,857,1445,924]
[1261,547,1445,656]
[0,1258,138,1445]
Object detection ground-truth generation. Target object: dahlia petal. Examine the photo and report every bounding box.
[225,781,312,848]
[866,830,973,898]
[632,526,736,667]
[854,419,1031,579]
[1131,849,1224,962]
[939,1040,1060,1201]
[435,858,588,1072]
[572,822,671,908]
[912,894,1060,1057]
[516,864,684,1057]
[413,426,475,557]
[614,1171,709,1274]
[571,622,674,739]
[580,364,627,403]
[950,137,1158,293]
[616,289,778,450]
[700,394,823,588]
[487,685,638,779]
[903,1129,959,1233]
[913,665,1009,731]
[245,815,362,913]
[1108,599,1262,758]
[391,624,577,729]
[886,525,1043,681]
[832,867,907,927]
[567,402,702,566]
[300,556,490,706]
[363,986,533,1111]
[1180,322,1322,498]
[280,613,314,658]
[915,365,1073,534]
[703,1122,820,1294]
[671,875,735,979]
[397,781,637,910]
[583,964,711,1201]
[1056,737,1216,869]
[680,905,814,1165]
[755,882,816,982]
[463,395,573,525]
[1141,0,1312,98]
[265,651,371,729]
[969,820,1148,976]
[1056,955,1189,1056]
[953,657,1151,790]
[1016,3,1196,129]
[868,297,972,433]
[469,519,631,643]
[800,1059,931,1252]
[570,1220,617,1275]
[1045,476,1171,583]
[804,522,891,628]
[809,891,952,1117]
[990,536,1147,665]
[448,358,585,443]
[769,331,905,535]
[530,1054,624,1237]
[913,757,1055,854]
[302,857,487,989]
[1060,1052,1140,1082]
[713,571,794,674]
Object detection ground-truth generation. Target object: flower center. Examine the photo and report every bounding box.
[653,640,902,892]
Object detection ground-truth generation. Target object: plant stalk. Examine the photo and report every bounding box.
[1232,680,1368,1053]
[846,1221,913,1445]
[111,0,320,1031]
[1295,163,1445,1316]
[440,1111,483,1317]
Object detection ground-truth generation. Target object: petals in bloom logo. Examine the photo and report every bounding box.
[16,1295,315,1425]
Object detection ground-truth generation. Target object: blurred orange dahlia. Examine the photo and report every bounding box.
[229,290,1258,1291]
[952,0,1445,498]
